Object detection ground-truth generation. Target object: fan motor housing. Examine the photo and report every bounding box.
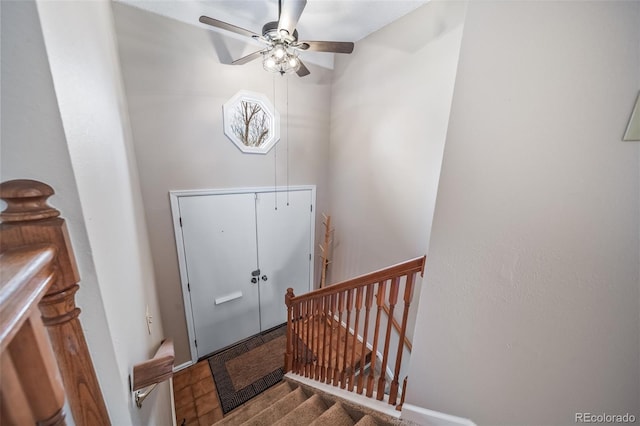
[262,21,298,43]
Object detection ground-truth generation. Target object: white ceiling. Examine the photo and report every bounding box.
[115,0,429,68]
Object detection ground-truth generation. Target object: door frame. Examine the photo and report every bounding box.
[170,185,316,363]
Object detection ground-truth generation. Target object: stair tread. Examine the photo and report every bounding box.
[214,381,293,425]
[309,402,356,426]
[242,386,308,426]
[274,394,327,425]
[354,414,379,426]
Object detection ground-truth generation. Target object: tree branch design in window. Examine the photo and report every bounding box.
[223,90,280,154]
[231,101,271,147]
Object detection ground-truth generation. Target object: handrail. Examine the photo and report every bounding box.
[132,339,175,408]
[0,245,67,425]
[289,256,426,302]
[0,245,56,350]
[285,255,426,408]
[1,179,110,425]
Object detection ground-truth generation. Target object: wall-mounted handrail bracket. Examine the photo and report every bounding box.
[131,339,174,409]
[134,383,158,409]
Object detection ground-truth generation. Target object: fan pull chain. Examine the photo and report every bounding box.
[286,76,290,206]
[273,74,278,210]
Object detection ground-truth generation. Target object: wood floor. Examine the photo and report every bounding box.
[173,361,223,426]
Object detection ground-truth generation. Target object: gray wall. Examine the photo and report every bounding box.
[112,3,332,364]
[328,0,466,351]
[407,1,640,424]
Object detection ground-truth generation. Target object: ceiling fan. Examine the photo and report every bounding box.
[199,0,355,77]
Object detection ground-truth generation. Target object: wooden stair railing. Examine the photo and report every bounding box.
[0,180,110,425]
[0,245,66,425]
[285,255,426,407]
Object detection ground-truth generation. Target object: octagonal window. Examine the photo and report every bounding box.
[223,90,280,154]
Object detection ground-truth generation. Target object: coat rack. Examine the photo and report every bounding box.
[318,213,333,288]
[131,339,174,408]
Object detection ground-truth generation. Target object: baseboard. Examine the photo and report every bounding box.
[172,361,192,373]
[169,378,177,426]
[400,403,476,426]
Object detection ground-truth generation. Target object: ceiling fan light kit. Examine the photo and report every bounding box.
[262,43,301,75]
[199,0,354,78]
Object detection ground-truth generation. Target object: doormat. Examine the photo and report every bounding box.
[208,324,287,414]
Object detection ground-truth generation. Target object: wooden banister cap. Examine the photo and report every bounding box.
[0,179,60,222]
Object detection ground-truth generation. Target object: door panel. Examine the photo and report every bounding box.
[179,193,260,357]
[256,190,312,330]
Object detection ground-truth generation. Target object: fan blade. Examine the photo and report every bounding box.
[297,41,354,54]
[232,50,264,65]
[199,16,260,39]
[296,60,310,77]
[278,0,307,37]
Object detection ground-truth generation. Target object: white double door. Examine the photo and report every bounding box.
[177,188,314,358]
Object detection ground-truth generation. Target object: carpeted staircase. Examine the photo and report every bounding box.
[213,379,401,425]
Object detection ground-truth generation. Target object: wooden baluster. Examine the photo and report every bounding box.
[308,300,312,376]
[318,296,327,382]
[5,310,66,426]
[309,299,316,379]
[0,179,110,425]
[389,272,416,404]
[396,376,408,411]
[326,293,336,384]
[295,301,302,375]
[285,288,294,372]
[366,280,386,398]
[1,350,36,425]
[377,277,400,400]
[298,299,305,376]
[304,298,311,378]
[307,298,313,379]
[340,288,353,389]
[316,296,323,380]
[311,297,318,380]
[348,286,363,392]
[358,284,374,394]
[319,295,328,382]
[309,298,318,380]
[332,290,345,386]
[291,300,297,373]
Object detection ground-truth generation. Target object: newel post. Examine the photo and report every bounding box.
[284,288,295,372]
[0,180,110,425]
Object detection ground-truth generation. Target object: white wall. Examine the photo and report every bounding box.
[0,1,131,424]
[408,1,640,424]
[35,1,171,424]
[328,0,466,356]
[111,3,333,364]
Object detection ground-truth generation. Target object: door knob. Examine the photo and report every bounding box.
[251,277,258,284]
[261,275,268,281]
